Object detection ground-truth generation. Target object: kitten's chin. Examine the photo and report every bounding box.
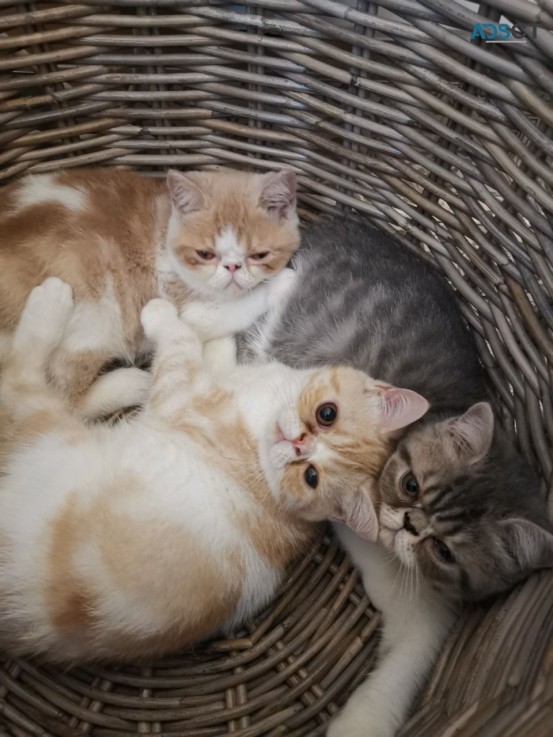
[392,529,418,568]
[259,435,303,504]
[378,526,396,551]
[378,526,418,570]
[221,280,246,297]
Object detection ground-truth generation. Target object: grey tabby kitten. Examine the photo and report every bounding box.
[243,217,553,737]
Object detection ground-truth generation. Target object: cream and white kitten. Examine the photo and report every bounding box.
[0,166,300,418]
[0,278,429,663]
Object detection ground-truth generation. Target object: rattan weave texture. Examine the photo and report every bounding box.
[0,1,552,736]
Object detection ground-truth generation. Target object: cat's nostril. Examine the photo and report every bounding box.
[403,512,419,537]
[224,263,241,272]
[291,433,308,456]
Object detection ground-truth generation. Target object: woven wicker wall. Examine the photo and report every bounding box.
[0,1,552,736]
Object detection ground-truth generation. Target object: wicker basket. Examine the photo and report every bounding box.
[1,1,552,735]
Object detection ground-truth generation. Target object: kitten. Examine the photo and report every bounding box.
[246,217,553,737]
[0,166,299,418]
[0,276,429,663]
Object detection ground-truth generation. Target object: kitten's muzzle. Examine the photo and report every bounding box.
[289,433,312,458]
[403,511,420,537]
[276,425,314,458]
[223,262,241,273]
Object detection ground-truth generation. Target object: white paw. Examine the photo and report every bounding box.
[179,301,208,328]
[267,267,297,311]
[16,277,74,349]
[141,299,178,339]
[179,301,219,341]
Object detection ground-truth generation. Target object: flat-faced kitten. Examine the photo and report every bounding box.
[0,166,299,417]
[0,277,429,663]
[246,216,553,737]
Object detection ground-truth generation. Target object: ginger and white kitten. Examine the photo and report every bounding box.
[0,278,429,663]
[0,166,299,417]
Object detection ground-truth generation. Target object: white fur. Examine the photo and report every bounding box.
[327,527,457,737]
[179,283,271,342]
[15,173,86,212]
[215,226,242,261]
[203,337,237,376]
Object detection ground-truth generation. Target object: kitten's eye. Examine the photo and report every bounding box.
[316,403,338,428]
[401,472,419,497]
[304,465,319,489]
[250,251,269,261]
[196,250,216,261]
[432,538,455,564]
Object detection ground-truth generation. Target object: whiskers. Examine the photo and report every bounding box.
[268,366,297,411]
[392,556,421,602]
[240,464,268,491]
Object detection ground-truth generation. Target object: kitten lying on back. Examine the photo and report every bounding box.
[0,277,429,663]
[247,217,553,737]
[0,166,299,417]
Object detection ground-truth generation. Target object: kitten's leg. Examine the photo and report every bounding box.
[328,526,457,737]
[46,289,129,408]
[78,367,153,420]
[179,268,296,342]
[202,337,237,376]
[1,278,77,428]
[140,298,205,417]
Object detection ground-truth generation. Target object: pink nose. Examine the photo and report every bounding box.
[224,263,241,273]
[290,433,311,457]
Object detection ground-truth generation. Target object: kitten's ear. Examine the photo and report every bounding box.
[443,402,494,466]
[501,519,553,572]
[372,385,429,435]
[167,170,208,214]
[259,170,297,219]
[332,482,379,542]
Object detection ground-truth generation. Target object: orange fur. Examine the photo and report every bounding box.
[281,368,394,519]
[45,475,245,660]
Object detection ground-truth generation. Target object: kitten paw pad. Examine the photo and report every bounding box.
[268,267,297,311]
[141,299,178,337]
[16,277,74,347]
